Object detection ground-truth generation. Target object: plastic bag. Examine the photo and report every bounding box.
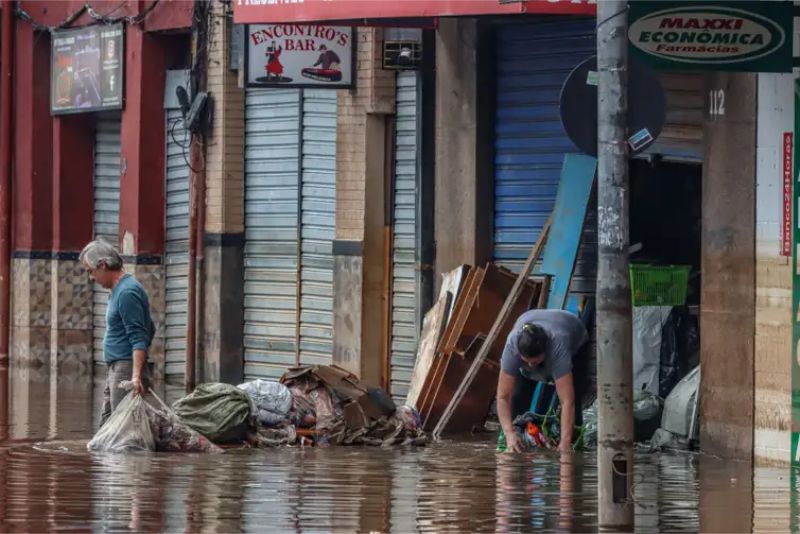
[88,391,156,453]
[173,383,256,443]
[659,307,699,398]
[88,383,224,454]
[237,380,292,427]
[633,306,671,394]
[582,400,598,447]
[633,389,663,442]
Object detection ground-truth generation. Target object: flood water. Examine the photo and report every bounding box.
[0,367,798,533]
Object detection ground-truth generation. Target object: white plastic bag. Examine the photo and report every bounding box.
[87,391,156,453]
[633,306,672,394]
[237,379,292,426]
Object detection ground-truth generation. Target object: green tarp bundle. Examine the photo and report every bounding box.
[173,383,256,443]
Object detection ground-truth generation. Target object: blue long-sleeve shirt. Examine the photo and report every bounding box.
[104,274,155,363]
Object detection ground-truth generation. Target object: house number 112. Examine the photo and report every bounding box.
[709,89,726,118]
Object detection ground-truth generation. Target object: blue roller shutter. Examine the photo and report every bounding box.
[493,17,596,298]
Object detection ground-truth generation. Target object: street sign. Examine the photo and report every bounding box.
[628,1,792,72]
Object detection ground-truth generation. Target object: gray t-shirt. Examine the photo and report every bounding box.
[500,309,588,382]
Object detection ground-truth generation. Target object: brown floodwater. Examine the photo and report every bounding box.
[0,366,797,533]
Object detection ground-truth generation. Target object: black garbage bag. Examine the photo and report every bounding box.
[659,307,699,398]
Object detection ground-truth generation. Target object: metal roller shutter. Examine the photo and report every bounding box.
[244,89,301,381]
[390,72,420,401]
[298,90,337,366]
[493,18,596,300]
[164,109,190,383]
[92,115,122,364]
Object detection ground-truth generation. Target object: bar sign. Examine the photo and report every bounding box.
[783,132,793,257]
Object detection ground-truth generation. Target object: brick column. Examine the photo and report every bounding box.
[332,28,395,386]
[11,24,53,368]
[201,2,245,384]
[119,26,168,382]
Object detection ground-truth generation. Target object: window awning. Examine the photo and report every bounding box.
[233,0,596,25]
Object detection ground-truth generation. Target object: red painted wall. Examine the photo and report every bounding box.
[12,2,190,255]
[13,24,52,252]
[119,25,167,255]
[52,115,94,252]
[17,0,191,32]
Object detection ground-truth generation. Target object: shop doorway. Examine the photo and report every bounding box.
[629,158,702,444]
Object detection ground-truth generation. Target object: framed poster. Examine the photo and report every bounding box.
[246,24,354,89]
[51,23,125,115]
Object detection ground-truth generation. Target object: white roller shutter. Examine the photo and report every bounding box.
[298,90,337,366]
[244,89,302,381]
[390,72,420,401]
[164,109,190,383]
[92,115,122,364]
[243,89,337,380]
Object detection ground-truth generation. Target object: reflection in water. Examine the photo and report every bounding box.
[0,369,797,532]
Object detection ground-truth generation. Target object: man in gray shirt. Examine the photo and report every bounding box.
[496,309,589,453]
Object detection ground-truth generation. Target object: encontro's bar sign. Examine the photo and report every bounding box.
[246,24,353,88]
[628,1,792,72]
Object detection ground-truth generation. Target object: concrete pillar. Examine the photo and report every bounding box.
[700,72,757,460]
[332,28,395,386]
[118,26,168,381]
[201,2,245,384]
[11,23,53,368]
[754,73,793,465]
[433,18,493,285]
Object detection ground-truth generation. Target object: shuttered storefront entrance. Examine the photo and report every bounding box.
[92,115,122,364]
[389,72,420,401]
[492,19,704,300]
[164,109,191,384]
[493,18,596,298]
[243,89,336,380]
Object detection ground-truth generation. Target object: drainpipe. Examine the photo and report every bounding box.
[185,0,209,393]
[0,1,15,365]
[596,0,633,529]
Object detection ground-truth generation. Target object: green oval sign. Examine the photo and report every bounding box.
[628,1,792,72]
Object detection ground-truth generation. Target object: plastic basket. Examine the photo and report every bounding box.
[629,264,690,307]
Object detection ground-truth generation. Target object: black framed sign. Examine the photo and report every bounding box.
[51,23,125,115]
[245,24,354,89]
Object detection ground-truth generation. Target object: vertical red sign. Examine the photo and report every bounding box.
[783,132,793,256]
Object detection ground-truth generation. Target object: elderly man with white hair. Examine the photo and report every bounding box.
[80,239,155,425]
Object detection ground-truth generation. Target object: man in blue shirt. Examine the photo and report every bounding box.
[80,239,155,425]
[496,309,589,454]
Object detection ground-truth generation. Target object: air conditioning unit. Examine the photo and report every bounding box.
[383,40,422,70]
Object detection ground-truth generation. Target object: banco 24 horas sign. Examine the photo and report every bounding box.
[628,1,792,72]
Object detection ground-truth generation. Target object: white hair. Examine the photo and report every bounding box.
[79,239,124,270]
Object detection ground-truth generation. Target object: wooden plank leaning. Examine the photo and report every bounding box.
[431,217,552,439]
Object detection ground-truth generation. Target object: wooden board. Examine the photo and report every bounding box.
[405,292,452,409]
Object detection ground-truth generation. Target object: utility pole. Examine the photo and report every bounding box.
[596,0,633,530]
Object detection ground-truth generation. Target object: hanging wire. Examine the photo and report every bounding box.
[16,0,161,32]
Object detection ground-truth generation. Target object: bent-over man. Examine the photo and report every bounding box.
[80,240,155,425]
[496,309,589,454]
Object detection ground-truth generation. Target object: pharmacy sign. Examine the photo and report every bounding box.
[628,1,792,72]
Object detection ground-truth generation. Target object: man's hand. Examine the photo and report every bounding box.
[130,375,145,396]
[505,431,524,453]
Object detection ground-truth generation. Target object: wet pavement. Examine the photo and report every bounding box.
[0,367,798,533]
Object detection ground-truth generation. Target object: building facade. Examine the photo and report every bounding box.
[4,0,798,466]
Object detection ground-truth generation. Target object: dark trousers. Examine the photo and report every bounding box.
[511,342,591,427]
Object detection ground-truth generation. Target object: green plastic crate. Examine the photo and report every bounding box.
[629,264,690,307]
